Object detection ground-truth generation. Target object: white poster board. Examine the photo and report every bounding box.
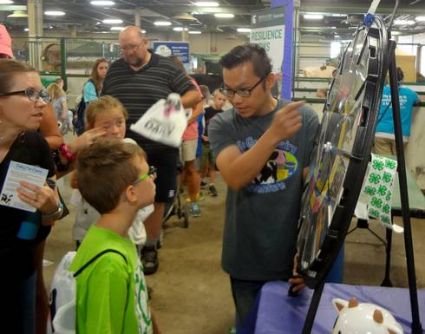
[250,25,285,73]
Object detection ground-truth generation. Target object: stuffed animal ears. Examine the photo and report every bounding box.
[372,308,403,334]
[332,298,348,312]
[332,297,358,312]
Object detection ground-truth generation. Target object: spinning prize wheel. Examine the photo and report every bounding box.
[296,17,389,288]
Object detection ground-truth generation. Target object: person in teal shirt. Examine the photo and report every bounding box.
[375,67,420,155]
[83,58,109,103]
[70,139,159,333]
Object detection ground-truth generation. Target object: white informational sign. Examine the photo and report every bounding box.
[250,25,285,73]
[0,161,48,212]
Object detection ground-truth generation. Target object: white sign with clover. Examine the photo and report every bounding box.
[357,154,399,230]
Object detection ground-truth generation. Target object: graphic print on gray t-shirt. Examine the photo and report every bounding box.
[238,136,299,193]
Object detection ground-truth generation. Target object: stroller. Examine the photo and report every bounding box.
[163,163,189,228]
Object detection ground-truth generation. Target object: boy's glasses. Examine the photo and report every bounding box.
[133,166,157,185]
[220,77,265,98]
[0,88,51,103]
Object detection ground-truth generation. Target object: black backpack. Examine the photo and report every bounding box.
[73,79,98,136]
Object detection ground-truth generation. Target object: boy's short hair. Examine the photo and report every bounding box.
[77,139,146,214]
[85,95,128,129]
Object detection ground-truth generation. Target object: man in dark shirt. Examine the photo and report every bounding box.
[102,26,201,274]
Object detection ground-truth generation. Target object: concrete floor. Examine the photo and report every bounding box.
[44,174,425,333]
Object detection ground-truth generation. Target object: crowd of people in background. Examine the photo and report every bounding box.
[1,20,423,334]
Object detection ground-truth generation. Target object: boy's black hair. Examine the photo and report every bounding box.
[219,44,272,79]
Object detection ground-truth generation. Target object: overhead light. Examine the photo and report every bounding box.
[90,0,115,5]
[415,16,425,22]
[110,26,125,31]
[24,27,29,32]
[154,21,171,26]
[103,18,123,24]
[173,12,197,21]
[7,10,28,18]
[394,19,415,26]
[237,28,251,33]
[194,1,219,6]
[303,14,324,20]
[197,7,222,13]
[141,29,146,34]
[0,0,14,4]
[214,13,234,18]
[173,27,189,32]
[44,10,66,16]
[188,30,202,34]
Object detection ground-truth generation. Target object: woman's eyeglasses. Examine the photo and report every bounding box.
[0,88,51,103]
[133,166,157,185]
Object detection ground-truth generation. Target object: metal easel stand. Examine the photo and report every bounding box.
[301,39,423,334]
[387,38,423,334]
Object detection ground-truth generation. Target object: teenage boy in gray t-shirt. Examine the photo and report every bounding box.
[209,44,319,329]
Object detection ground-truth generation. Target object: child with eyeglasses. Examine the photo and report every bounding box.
[70,139,159,333]
[69,96,154,252]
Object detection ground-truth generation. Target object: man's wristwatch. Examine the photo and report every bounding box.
[42,201,64,222]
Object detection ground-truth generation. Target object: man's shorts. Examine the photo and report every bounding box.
[147,149,178,203]
[181,139,198,162]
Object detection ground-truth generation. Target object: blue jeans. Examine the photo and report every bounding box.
[230,277,268,332]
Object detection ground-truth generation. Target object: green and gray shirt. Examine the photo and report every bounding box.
[70,225,152,334]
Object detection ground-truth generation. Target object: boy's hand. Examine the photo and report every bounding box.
[288,275,305,295]
[268,101,303,145]
[288,253,306,295]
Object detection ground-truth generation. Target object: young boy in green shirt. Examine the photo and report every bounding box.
[70,139,159,334]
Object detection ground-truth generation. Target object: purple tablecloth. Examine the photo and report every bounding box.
[254,281,425,333]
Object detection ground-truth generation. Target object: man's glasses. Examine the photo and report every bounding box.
[0,88,51,103]
[120,43,143,53]
[220,77,265,98]
[133,166,157,185]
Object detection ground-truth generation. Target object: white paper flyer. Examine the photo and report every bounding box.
[0,161,48,212]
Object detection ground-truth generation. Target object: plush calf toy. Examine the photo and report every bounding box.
[332,297,403,334]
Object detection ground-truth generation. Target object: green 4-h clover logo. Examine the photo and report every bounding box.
[369,173,381,184]
[382,204,391,214]
[371,197,383,208]
[381,215,391,224]
[385,159,397,170]
[377,185,388,196]
[372,159,385,171]
[364,186,376,196]
[382,172,392,183]
[369,208,380,217]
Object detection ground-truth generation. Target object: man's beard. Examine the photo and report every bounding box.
[128,56,144,67]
